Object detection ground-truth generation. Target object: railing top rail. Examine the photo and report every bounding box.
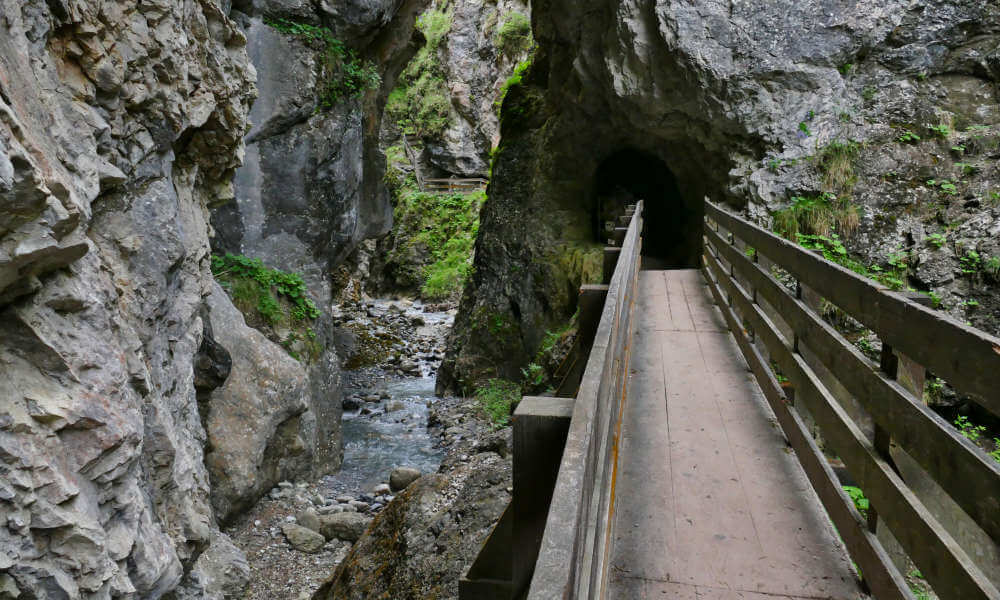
[704,200,1000,416]
[527,200,643,599]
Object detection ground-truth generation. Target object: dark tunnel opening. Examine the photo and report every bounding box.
[594,149,702,269]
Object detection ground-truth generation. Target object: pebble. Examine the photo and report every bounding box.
[349,501,370,512]
[284,516,297,523]
[336,495,353,504]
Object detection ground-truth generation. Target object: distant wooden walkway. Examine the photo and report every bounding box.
[607,269,862,599]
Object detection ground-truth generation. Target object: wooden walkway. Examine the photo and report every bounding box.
[608,269,865,600]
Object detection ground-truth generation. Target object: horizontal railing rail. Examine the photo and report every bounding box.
[423,178,488,192]
[527,201,643,599]
[703,199,1000,600]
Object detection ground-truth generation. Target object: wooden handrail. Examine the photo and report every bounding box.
[527,202,643,599]
[703,200,1000,600]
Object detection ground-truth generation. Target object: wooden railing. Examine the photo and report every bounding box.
[423,177,488,193]
[703,200,1000,600]
[526,201,643,599]
[458,202,644,600]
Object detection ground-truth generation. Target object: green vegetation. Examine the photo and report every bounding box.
[928,123,951,138]
[926,179,958,195]
[495,57,532,113]
[959,250,981,275]
[265,19,379,109]
[838,63,853,76]
[385,7,454,137]
[843,485,869,519]
[771,193,859,240]
[955,415,986,443]
[389,189,485,301]
[211,253,321,361]
[798,121,812,137]
[475,378,521,428]
[791,232,910,291]
[494,12,532,56]
[926,233,946,249]
[817,139,861,195]
[897,129,921,143]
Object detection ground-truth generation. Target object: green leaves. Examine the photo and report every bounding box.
[265,18,380,109]
[842,486,869,518]
[475,379,521,428]
[211,253,320,322]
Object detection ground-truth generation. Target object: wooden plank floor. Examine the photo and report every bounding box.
[608,269,865,600]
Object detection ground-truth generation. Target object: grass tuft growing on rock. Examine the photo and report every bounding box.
[475,379,521,428]
[211,253,322,361]
[772,192,859,240]
[494,12,532,56]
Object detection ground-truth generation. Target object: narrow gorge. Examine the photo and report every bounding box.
[1,0,999,599]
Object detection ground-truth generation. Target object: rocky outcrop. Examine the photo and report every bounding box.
[212,0,429,294]
[0,0,256,597]
[313,399,511,600]
[438,0,1000,394]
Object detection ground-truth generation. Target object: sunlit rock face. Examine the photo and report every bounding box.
[438,0,1000,393]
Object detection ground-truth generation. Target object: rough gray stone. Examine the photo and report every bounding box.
[389,466,422,492]
[297,507,322,533]
[282,523,327,553]
[317,512,372,542]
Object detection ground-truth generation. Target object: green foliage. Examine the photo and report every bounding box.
[843,485,869,519]
[771,193,859,240]
[211,254,322,361]
[951,144,966,155]
[390,189,485,301]
[924,377,944,403]
[521,362,545,387]
[928,123,951,138]
[838,63,853,76]
[954,162,977,176]
[926,233,946,249]
[386,7,454,137]
[494,12,532,56]
[897,129,921,143]
[985,256,1000,278]
[991,439,1000,464]
[959,250,981,275]
[955,415,986,443]
[861,86,877,101]
[265,19,379,109]
[791,232,909,291]
[475,378,521,428]
[797,121,812,137]
[926,178,957,195]
[495,58,532,113]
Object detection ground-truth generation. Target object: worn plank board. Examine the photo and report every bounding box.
[705,244,1000,600]
[703,252,912,600]
[609,270,862,600]
[705,201,1000,416]
[706,225,1000,544]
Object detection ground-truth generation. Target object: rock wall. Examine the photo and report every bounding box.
[0,0,256,597]
[438,0,1000,394]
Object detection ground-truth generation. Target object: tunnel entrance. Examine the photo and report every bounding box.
[594,149,701,269]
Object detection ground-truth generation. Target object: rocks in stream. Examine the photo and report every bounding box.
[389,467,423,492]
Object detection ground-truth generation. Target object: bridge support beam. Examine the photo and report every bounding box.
[459,397,574,600]
[513,397,575,597]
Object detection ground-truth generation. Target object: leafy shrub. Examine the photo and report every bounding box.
[211,254,322,360]
[843,486,869,518]
[266,19,380,109]
[475,379,521,428]
[494,12,532,56]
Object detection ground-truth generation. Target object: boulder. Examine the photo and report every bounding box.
[389,467,422,492]
[282,523,327,553]
[318,513,372,542]
[297,508,322,533]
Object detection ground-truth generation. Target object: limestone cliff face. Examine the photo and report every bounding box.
[0,0,256,597]
[438,0,1000,394]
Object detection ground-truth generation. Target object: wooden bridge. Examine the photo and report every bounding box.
[460,200,1000,600]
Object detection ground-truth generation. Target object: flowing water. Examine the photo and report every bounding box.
[320,301,453,496]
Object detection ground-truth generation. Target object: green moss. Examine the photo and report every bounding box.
[494,12,532,56]
[385,7,453,137]
[211,253,323,361]
[494,57,532,114]
[265,19,380,109]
